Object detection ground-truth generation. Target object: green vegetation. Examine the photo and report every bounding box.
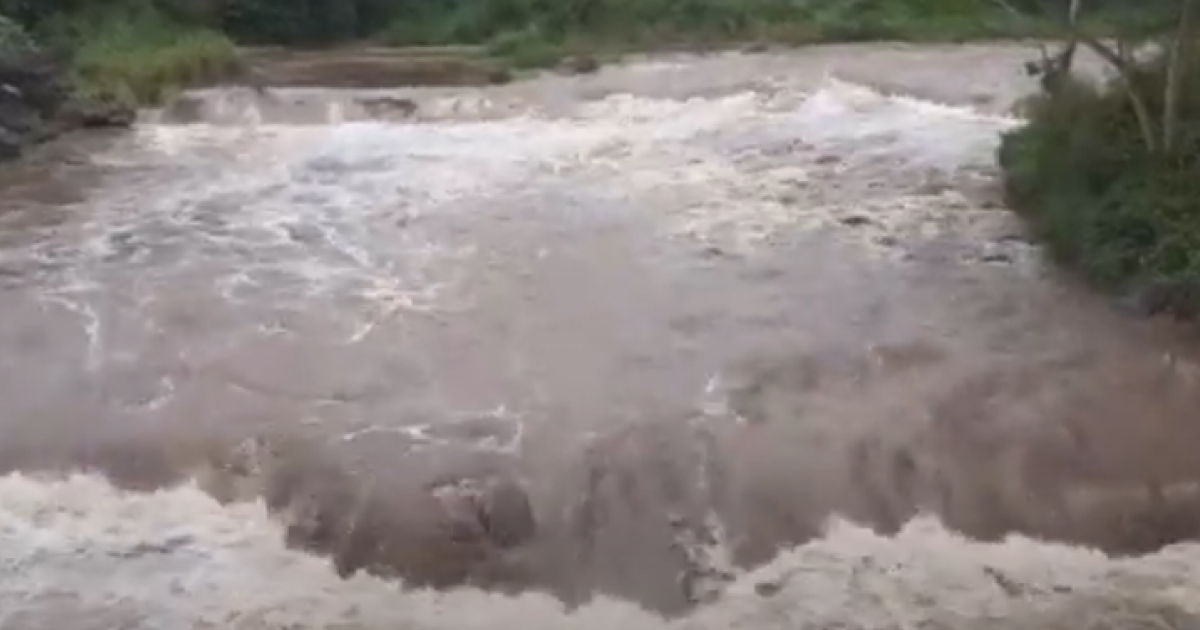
[0,0,1108,106]
[2,2,237,105]
[62,6,238,105]
[373,0,1064,69]
[0,13,36,57]
[380,0,1016,52]
[998,0,1200,316]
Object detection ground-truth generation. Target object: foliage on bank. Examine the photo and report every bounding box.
[998,1,1200,316]
[2,1,237,105]
[0,13,35,57]
[0,0,1160,105]
[61,5,239,105]
[0,0,1104,104]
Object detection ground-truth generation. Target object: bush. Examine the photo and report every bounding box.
[999,49,1200,313]
[485,28,565,69]
[0,0,1144,97]
[50,3,238,104]
[375,0,1032,52]
[0,13,36,57]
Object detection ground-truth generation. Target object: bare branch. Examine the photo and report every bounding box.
[1055,0,1084,86]
[981,0,1056,65]
[1077,34,1160,152]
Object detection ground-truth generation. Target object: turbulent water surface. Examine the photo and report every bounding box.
[4,43,1200,630]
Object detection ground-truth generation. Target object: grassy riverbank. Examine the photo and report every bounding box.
[2,0,1095,105]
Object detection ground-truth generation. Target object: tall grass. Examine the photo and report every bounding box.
[44,4,238,105]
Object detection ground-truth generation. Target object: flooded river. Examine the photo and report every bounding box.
[3,43,1200,629]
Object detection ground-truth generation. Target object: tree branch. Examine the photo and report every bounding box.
[1163,0,1198,151]
[1077,34,1159,152]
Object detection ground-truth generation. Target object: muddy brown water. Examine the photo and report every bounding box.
[3,43,1200,629]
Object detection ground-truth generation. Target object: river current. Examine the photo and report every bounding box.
[3,43,1200,630]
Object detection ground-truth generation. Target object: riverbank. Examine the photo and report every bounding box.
[998,36,1200,319]
[4,0,1137,107]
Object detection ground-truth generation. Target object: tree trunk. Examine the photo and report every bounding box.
[1056,0,1083,78]
[1163,0,1198,152]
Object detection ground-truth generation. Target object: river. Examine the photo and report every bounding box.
[2,42,1200,630]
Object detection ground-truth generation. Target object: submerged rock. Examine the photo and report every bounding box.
[0,15,134,163]
[60,95,138,128]
[357,96,419,120]
[557,55,600,75]
[196,431,539,589]
[428,474,537,550]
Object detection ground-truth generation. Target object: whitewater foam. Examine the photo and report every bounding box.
[2,473,1200,629]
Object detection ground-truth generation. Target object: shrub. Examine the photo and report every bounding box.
[0,13,36,57]
[999,47,1200,313]
[375,0,1030,53]
[57,3,238,104]
[485,28,565,69]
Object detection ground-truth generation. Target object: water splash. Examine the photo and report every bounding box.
[1,473,1199,629]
